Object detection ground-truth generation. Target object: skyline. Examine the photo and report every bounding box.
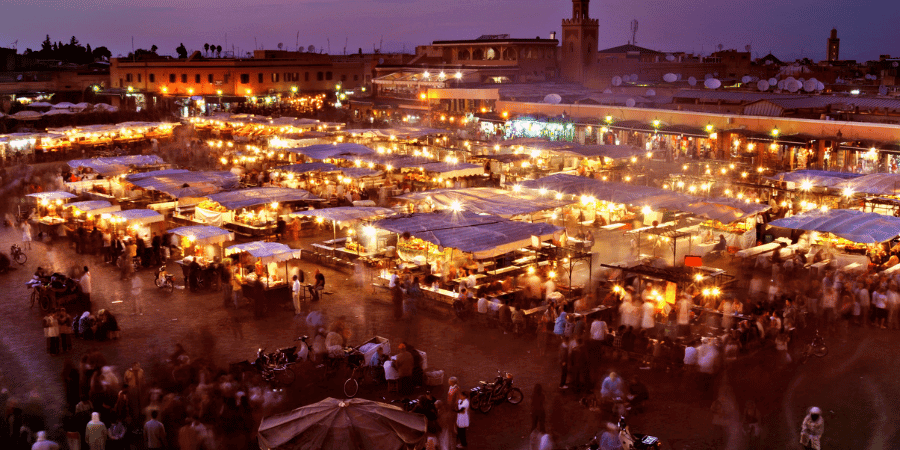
[3,0,898,63]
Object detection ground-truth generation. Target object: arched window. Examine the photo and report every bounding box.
[503,48,516,60]
[458,49,470,61]
[472,48,484,60]
[485,48,497,60]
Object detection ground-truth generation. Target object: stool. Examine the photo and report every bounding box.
[387,379,398,393]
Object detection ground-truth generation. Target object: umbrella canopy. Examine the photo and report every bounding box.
[769,209,900,243]
[225,241,302,264]
[169,226,235,245]
[288,206,395,228]
[258,397,426,450]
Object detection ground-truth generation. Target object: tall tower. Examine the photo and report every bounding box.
[827,28,840,62]
[560,0,599,84]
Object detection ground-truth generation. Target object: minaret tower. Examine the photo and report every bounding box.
[560,0,599,84]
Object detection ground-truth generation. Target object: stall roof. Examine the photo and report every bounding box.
[520,174,696,209]
[169,225,235,245]
[26,191,77,201]
[109,209,164,225]
[65,200,120,214]
[68,155,166,176]
[686,197,771,223]
[275,162,340,174]
[288,206,395,228]
[471,153,531,164]
[127,171,240,198]
[285,143,374,160]
[414,162,484,178]
[556,144,647,160]
[343,127,447,139]
[339,167,382,179]
[768,169,863,188]
[206,187,321,210]
[834,173,900,196]
[397,187,574,217]
[123,169,191,181]
[769,209,900,243]
[225,241,302,264]
[373,210,562,259]
[349,155,435,170]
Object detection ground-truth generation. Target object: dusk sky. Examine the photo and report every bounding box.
[3,0,897,63]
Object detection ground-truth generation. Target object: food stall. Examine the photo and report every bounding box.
[396,187,574,219]
[64,200,121,230]
[225,241,303,308]
[68,155,168,180]
[105,209,166,241]
[287,206,396,261]
[27,191,77,238]
[194,187,322,236]
[170,225,235,261]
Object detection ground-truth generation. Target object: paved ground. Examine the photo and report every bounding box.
[1,218,899,450]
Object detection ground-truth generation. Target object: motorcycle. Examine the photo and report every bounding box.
[799,329,828,364]
[618,416,660,450]
[470,371,523,414]
[253,348,296,386]
[155,265,176,293]
[10,244,27,265]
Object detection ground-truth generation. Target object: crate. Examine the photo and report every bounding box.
[357,336,390,364]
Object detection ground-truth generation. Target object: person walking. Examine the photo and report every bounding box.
[85,412,108,450]
[130,274,143,315]
[455,390,470,449]
[31,431,59,450]
[79,267,92,303]
[43,311,60,355]
[291,275,302,315]
[143,410,166,450]
[57,308,73,353]
[800,406,824,450]
[222,264,233,309]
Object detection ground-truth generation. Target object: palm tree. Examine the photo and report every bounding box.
[216,45,222,58]
[204,43,210,56]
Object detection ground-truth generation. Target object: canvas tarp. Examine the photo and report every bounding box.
[225,241,302,264]
[65,200,120,215]
[169,225,235,245]
[276,163,340,174]
[205,187,321,210]
[396,187,573,217]
[768,170,862,189]
[520,174,696,209]
[257,397,426,450]
[288,206,395,228]
[285,143,374,160]
[374,210,561,259]
[127,171,240,198]
[27,191,77,201]
[834,173,900,196]
[68,155,166,176]
[414,162,483,178]
[686,197,771,224]
[769,209,900,243]
[109,209,164,225]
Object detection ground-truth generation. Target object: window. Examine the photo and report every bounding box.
[353,75,359,81]
[181,74,187,83]
[137,74,142,82]
[149,73,156,83]
[169,74,176,83]
[272,73,279,82]
[208,74,213,83]
[240,73,250,84]
[305,72,310,82]
[257,73,263,83]
[293,72,299,81]
[341,74,347,82]
[325,71,333,80]
[316,72,324,81]
[195,74,201,83]
[284,72,290,81]
[125,73,133,82]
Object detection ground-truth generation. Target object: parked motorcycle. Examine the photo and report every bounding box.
[618,416,660,450]
[155,265,176,293]
[470,371,523,414]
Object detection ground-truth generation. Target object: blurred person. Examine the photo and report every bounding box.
[530,384,545,433]
[31,431,58,450]
[143,410,166,450]
[85,412,107,450]
[800,406,824,450]
[456,390,470,448]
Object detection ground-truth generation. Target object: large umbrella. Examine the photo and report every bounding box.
[258,397,427,450]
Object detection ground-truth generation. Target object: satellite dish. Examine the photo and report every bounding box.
[307,45,316,52]
[645,89,656,96]
[777,80,786,90]
[543,93,562,104]
[704,78,721,89]
[676,73,683,80]
[803,79,817,92]
[625,98,636,107]
[817,81,825,91]
[757,80,770,91]
[742,75,752,84]
[688,76,697,86]
[612,76,622,86]
[663,73,677,83]
[665,54,675,61]
[768,78,778,86]
[378,58,384,64]
[893,62,899,67]
[603,88,613,94]
[786,80,801,92]
[786,76,796,83]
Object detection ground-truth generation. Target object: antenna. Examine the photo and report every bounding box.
[379,35,383,52]
[630,20,638,46]
[327,38,330,54]
[344,37,348,55]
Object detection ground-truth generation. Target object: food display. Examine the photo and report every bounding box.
[345,238,366,254]
[397,236,450,262]
[198,200,227,212]
[701,219,751,234]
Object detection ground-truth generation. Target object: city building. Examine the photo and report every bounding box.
[560,0,598,84]
[827,28,840,62]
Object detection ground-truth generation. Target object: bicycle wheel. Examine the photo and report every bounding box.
[506,387,523,404]
[164,281,174,294]
[155,275,163,288]
[30,289,38,308]
[14,252,26,265]
[813,344,828,358]
[39,294,52,312]
[276,368,296,386]
[343,378,359,398]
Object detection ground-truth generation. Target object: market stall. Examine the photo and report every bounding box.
[225,241,303,309]
[195,187,322,236]
[105,209,166,241]
[288,206,396,260]
[396,187,574,218]
[68,155,168,179]
[125,170,241,214]
[64,200,121,230]
[26,191,77,237]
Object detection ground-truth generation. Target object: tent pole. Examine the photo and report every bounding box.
[332,221,336,257]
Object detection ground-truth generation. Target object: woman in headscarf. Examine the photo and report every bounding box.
[85,412,108,450]
[800,406,825,450]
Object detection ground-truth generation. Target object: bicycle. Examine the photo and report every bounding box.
[799,329,828,364]
[10,244,26,265]
[261,364,296,387]
[29,285,52,311]
[342,349,367,398]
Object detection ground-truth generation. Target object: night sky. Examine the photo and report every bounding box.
[3,0,896,62]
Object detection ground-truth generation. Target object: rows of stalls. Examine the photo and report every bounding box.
[188,115,340,144]
[62,200,121,234]
[26,191,77,238]
[267,163,383,201]
[0,122,176,161]
[122,170,241,215]
[286,207,396,266]
[102,209,167,242]
[225,241,303,306]
[67,155,169,181]
[193,187,323,236]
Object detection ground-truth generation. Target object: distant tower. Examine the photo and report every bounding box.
[560,0,599,84]
[827,28,840,62]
